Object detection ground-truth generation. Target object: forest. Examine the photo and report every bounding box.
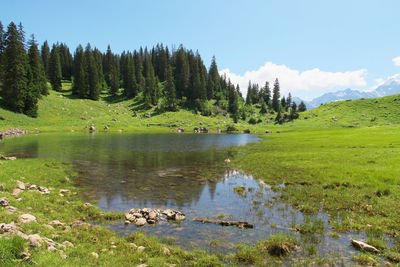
[0,21,306,122]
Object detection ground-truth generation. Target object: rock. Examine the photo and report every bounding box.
[224,159,230,163]
[0,222,18,233]
[12,188,23,196]
[351,239,379,253]
[174,214,186,221]
[83,202,93,207]
[125,213,135,221]
[265,130,272,134]
[19,214,37,224]
[146,112,151,118]
[28,184,38,190]
[15,180,26,190]
[0,197,10,207]
[59,189,70,195]
[124,220,131,224]
[129,243,138,249]
[28,234,42,247]
[71,220,90,229]
[137,246,145,252]
[243,129,251,134]
[148,211,157,220]
[163,246,171,256]
[226,126,238,132]
[47,246,57,252]
[6,206,18,214]
[62,241,74,248]
[0,184,5,191]
[135,218,147,226]
[176,127,185,133]
[60,253,67,259]
[137,265,147,267]
[49,220,65,227]
[91,252,99,259]
[104,126,109,130]
[89,124,96,132]
[0,129,28,141]
[38,186,50,195]
[0,156,17,160]
[194,127,208,133]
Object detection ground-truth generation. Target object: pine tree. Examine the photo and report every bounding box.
[272,78,280,112]
[1,22,27,113]
[174,47,189,99]
[27,34,47,99]
[133,50,144,92]
[275,106,283,124]
[123,54,137,98]
[207,56,220,100]
[163,63,177,111]
[143,50,157,106]
[72,45,86,97]
[246,81,253,105]
[260,98,267,114]
[48,44,62,91]
[289,102,299,120]
[298,101,307,112]
[281,96,286,110]
[0,21,5,82]
[85,44,99,100]
[40,41,50,79]
[286,93,292,111]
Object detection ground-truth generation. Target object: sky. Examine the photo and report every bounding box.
[2,0,400,100]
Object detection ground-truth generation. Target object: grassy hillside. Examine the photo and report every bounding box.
[289,94,400,128]
[0,82,246,133]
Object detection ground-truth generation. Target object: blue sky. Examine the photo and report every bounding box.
[2,0,400,99]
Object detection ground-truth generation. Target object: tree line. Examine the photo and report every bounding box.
[0,21,306,122]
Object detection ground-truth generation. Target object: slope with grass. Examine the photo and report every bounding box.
[0,82,244,133]
[288,94,400,128]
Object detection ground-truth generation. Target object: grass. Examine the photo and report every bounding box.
[2,84,400,265]
[0,81,252,133]
[0,158,229,266]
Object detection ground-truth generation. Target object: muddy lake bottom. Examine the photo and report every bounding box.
[0,132,379,264]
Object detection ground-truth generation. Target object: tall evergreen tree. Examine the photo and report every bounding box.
[40,41,50,79]
[123,54,138,98]
[133,50,144,92]
[84,44,100,100]
[163,63,177,111]
[48,44,62,91]
[286,92,292,111]
[298,101,307,112]
[0,21,5,82]
[1,22,27,113]
[207,56,220,100]
[272,78,280,112]
[143,50,157,106]
[174,47,190,99]
[27,35,47,97]
[72,45,87,97]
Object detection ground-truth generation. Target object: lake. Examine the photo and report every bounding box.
[0,132,366,263]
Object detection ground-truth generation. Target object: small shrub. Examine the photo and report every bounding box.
[353,253,378,266]
[234,245,261,264]
[248,117,257,124]
[0,236,26,265]
[257,234,299,257]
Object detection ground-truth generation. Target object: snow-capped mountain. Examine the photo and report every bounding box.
[294,75,400,109]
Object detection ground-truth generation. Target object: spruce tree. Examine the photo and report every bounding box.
[40,41,50,79]
[133,50,144,92]
[272,78,280,112]
[286,93,292,111]
[144,51,157,106]
[298,101,307,112]
[1,22,27,113]
[49,44,62,91]
[85,44,100,100]
[260,98,268,114]
[0,21,5,81]
[207,56,220,100]
[72,45,87,97]
[163,64,177,111]
[27,34,47,100]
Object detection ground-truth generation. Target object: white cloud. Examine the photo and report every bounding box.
[219,62,367,98]
[393,56,400,67]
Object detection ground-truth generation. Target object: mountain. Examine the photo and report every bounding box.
[296,75,400,109]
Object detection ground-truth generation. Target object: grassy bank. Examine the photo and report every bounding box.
[231,124,400,264]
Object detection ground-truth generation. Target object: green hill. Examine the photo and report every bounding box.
[0,83,241,133]
[289,94,400,128]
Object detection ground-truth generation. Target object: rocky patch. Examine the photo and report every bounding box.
[124,208,186,226]
[0,128,28,141]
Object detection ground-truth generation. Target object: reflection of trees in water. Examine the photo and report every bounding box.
[74,148,231,209]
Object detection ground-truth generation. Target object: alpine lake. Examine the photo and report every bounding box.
[0,132,372,265]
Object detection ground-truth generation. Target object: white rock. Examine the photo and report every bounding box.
[91,252,99,259]
[137,246,145,252]
[15,180,26,190]
[135,218,147,226]
[19,214,37,224]
[28,234,42,247]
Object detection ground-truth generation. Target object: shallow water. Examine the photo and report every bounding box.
[0,133,369,263]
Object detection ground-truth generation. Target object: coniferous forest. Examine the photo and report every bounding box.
[0,21,305,122]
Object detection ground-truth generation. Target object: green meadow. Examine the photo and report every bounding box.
[2,85,400,265]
